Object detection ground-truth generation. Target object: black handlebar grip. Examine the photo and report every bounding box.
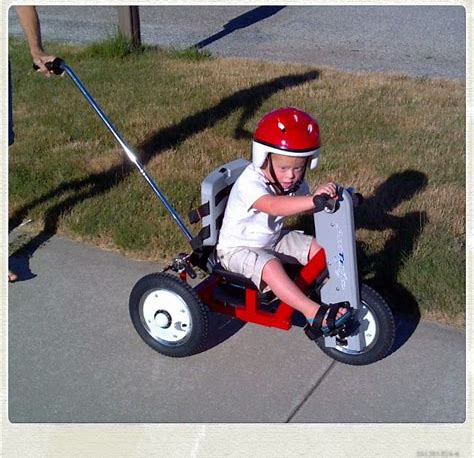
[313,193,337,213]
[32,57,65,75]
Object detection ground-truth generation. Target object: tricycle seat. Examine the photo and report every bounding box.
[211,261,258,290]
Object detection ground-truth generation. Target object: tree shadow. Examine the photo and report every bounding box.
[194,6,286,49]
[9,69,320,279]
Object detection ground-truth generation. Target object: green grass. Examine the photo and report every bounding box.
[166,46,213,61]
[79,30,153,58]
[8,36,465,326]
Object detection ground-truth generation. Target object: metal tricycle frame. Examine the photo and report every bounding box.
[194,248,327,331]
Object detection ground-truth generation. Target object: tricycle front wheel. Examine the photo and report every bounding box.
[316,283,395,365]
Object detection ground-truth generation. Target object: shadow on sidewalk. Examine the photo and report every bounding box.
[198,313,247,354]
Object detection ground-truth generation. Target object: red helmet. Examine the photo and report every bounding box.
[252,107,321,170]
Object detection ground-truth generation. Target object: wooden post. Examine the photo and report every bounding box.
[117,6,141,47]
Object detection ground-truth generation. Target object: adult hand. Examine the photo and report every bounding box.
[31,50,57,77]
[15,6,56,77]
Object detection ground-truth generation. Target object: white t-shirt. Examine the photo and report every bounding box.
[217,163,310,250]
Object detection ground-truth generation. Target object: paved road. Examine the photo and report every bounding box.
[8,5,465,80]
[8,233,465,423]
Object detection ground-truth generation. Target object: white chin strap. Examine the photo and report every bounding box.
[252,141,320,169]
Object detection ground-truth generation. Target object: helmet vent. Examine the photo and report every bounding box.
[277,121,286,132]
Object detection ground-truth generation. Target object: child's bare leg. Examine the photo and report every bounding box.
[308,238,321,261]
[261,259,346,323]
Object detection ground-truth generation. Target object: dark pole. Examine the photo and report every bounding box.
[117,6,141,47]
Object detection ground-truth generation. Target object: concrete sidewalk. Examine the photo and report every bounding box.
[7,234,465,423]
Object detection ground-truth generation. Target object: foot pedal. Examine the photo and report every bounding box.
[304,324,318,341]
[336,318,359,339]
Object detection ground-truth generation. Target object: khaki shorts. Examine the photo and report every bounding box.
[217,231,314,291]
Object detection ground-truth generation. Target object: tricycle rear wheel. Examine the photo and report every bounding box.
[129,272,209,357]
[316,283,395,365]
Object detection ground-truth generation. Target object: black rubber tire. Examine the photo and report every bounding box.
[129,272,208,357]
[316,283,395,365]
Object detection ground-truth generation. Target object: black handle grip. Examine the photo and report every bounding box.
[313,193,337,213]
[33,57,65,75]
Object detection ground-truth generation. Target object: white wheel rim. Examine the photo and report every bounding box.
[139,288,192,345]
[335,300,377,354]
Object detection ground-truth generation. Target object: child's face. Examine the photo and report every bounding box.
[263,154,307,191]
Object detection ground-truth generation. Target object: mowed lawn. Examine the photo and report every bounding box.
[8,37,465,326]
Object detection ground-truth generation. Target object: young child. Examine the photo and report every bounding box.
[216,107,353,339]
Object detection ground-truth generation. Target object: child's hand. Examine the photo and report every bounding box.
[313,182,338,199]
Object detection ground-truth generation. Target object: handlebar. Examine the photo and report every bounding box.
[313,186,364,213]
[313,193,337,213]
[33,57,65,75]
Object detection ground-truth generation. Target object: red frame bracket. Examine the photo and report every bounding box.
[195,249,327,330]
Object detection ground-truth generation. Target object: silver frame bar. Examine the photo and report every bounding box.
[61,63,193,242]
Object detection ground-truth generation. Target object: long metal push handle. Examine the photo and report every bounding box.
[35,58,193,242]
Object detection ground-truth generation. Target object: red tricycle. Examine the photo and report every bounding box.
[45,58,395,366]
[128,158,395,366]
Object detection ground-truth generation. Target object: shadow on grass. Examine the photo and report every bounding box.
[8,69,320,280]
[194,6,286,49]
[355,169,429,354]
